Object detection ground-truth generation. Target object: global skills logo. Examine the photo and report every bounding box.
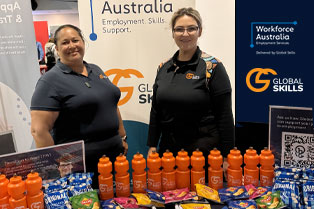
[105,69,152,105]
[246,68,303,93]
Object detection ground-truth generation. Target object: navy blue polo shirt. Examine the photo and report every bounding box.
[31,61,121,144]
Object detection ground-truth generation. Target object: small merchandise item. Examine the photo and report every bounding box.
[131,193,152,207]
[162,188,194,204]
[255,191,285,209]
[0,174,10,209]
[249,186,272,199]
[228,199,257,209]
[25,171,44,209]
[176,149,191,190]
[218,186,249,203]
[243,147,259,187]
[207,148,223,190]
[161,150,176,191]
[115,154,131,197]
[147,151,162,192]
[100,199,121,209]
[272,179,301,208]
[131,153,147,193]
[190,149,205,191]
[67,183,93,197]
[43,177,68,193]
[302,180,314,208]
[70,190,100,209]
[98,155,114,200]
[227,147,243,187]
[180,203,212,209]
[195,184,221,203]
[7,175,28,209]
[44,189,72,209]
[113,197,138,208]
[259,148,275,187]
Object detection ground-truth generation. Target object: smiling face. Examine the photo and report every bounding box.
[55,27,85,65]
[173,15,202,53]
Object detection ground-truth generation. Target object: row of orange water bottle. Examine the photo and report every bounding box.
[227,146,275,188]
[98,150,211,200]
[98,147,274,200]
[0,171,44,209]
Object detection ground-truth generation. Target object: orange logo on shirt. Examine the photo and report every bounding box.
[105,69,144,106]
[186,73,194,79]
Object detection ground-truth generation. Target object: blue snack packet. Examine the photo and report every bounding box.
[218,186,249,202]
[302,168,314,180]
[43,177,68,193]
[303,180,314,208]
[67,183,93,197]
[146,189,165,204]
[100,199,121,209]
[68,172,94,186]
[272,179,302,208]
[275,166,301,180]
[44,189,72,209]
[228,199,257,209]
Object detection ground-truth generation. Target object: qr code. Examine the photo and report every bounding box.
[281,132,314,168]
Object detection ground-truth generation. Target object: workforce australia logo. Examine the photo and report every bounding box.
[246,68,303,92]
[105,69,144,105]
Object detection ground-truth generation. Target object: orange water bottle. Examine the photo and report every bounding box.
[175,149,190,189]
[208,148,223,190]
[132,152,147,193]
[191,149,205,191]
[244,147,259,186]
[161,150,176,191]
[98,155,114,200]
[0,174,10,209]
[114,154,130,197]
[147,151,162,192]
[259,147,275,186]
[25,171,44,209]
[7,175,27,209]
[227,147,243,187]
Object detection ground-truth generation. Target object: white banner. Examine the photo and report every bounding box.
[78,0,195,157]
[0,0,40,152]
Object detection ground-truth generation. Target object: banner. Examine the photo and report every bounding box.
[0,0,40,152]
[78,0,195,159]
[236,0,314,124]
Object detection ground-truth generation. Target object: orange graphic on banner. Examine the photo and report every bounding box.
[105,69,144,105]
[246,68,277,92]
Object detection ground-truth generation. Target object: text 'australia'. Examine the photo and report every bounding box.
[101,0,173,14]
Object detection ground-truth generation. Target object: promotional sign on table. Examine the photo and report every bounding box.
[0,141,85,183]
[269,105,314,167]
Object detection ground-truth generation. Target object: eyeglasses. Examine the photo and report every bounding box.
[173,26,199,35]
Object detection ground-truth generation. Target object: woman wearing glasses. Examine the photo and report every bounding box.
[147,8,234,166]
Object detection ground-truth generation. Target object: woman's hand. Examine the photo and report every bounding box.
[223,157,229,180]
[122,137,128,156]
[31,110,59,147]
[147,147,157,158]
